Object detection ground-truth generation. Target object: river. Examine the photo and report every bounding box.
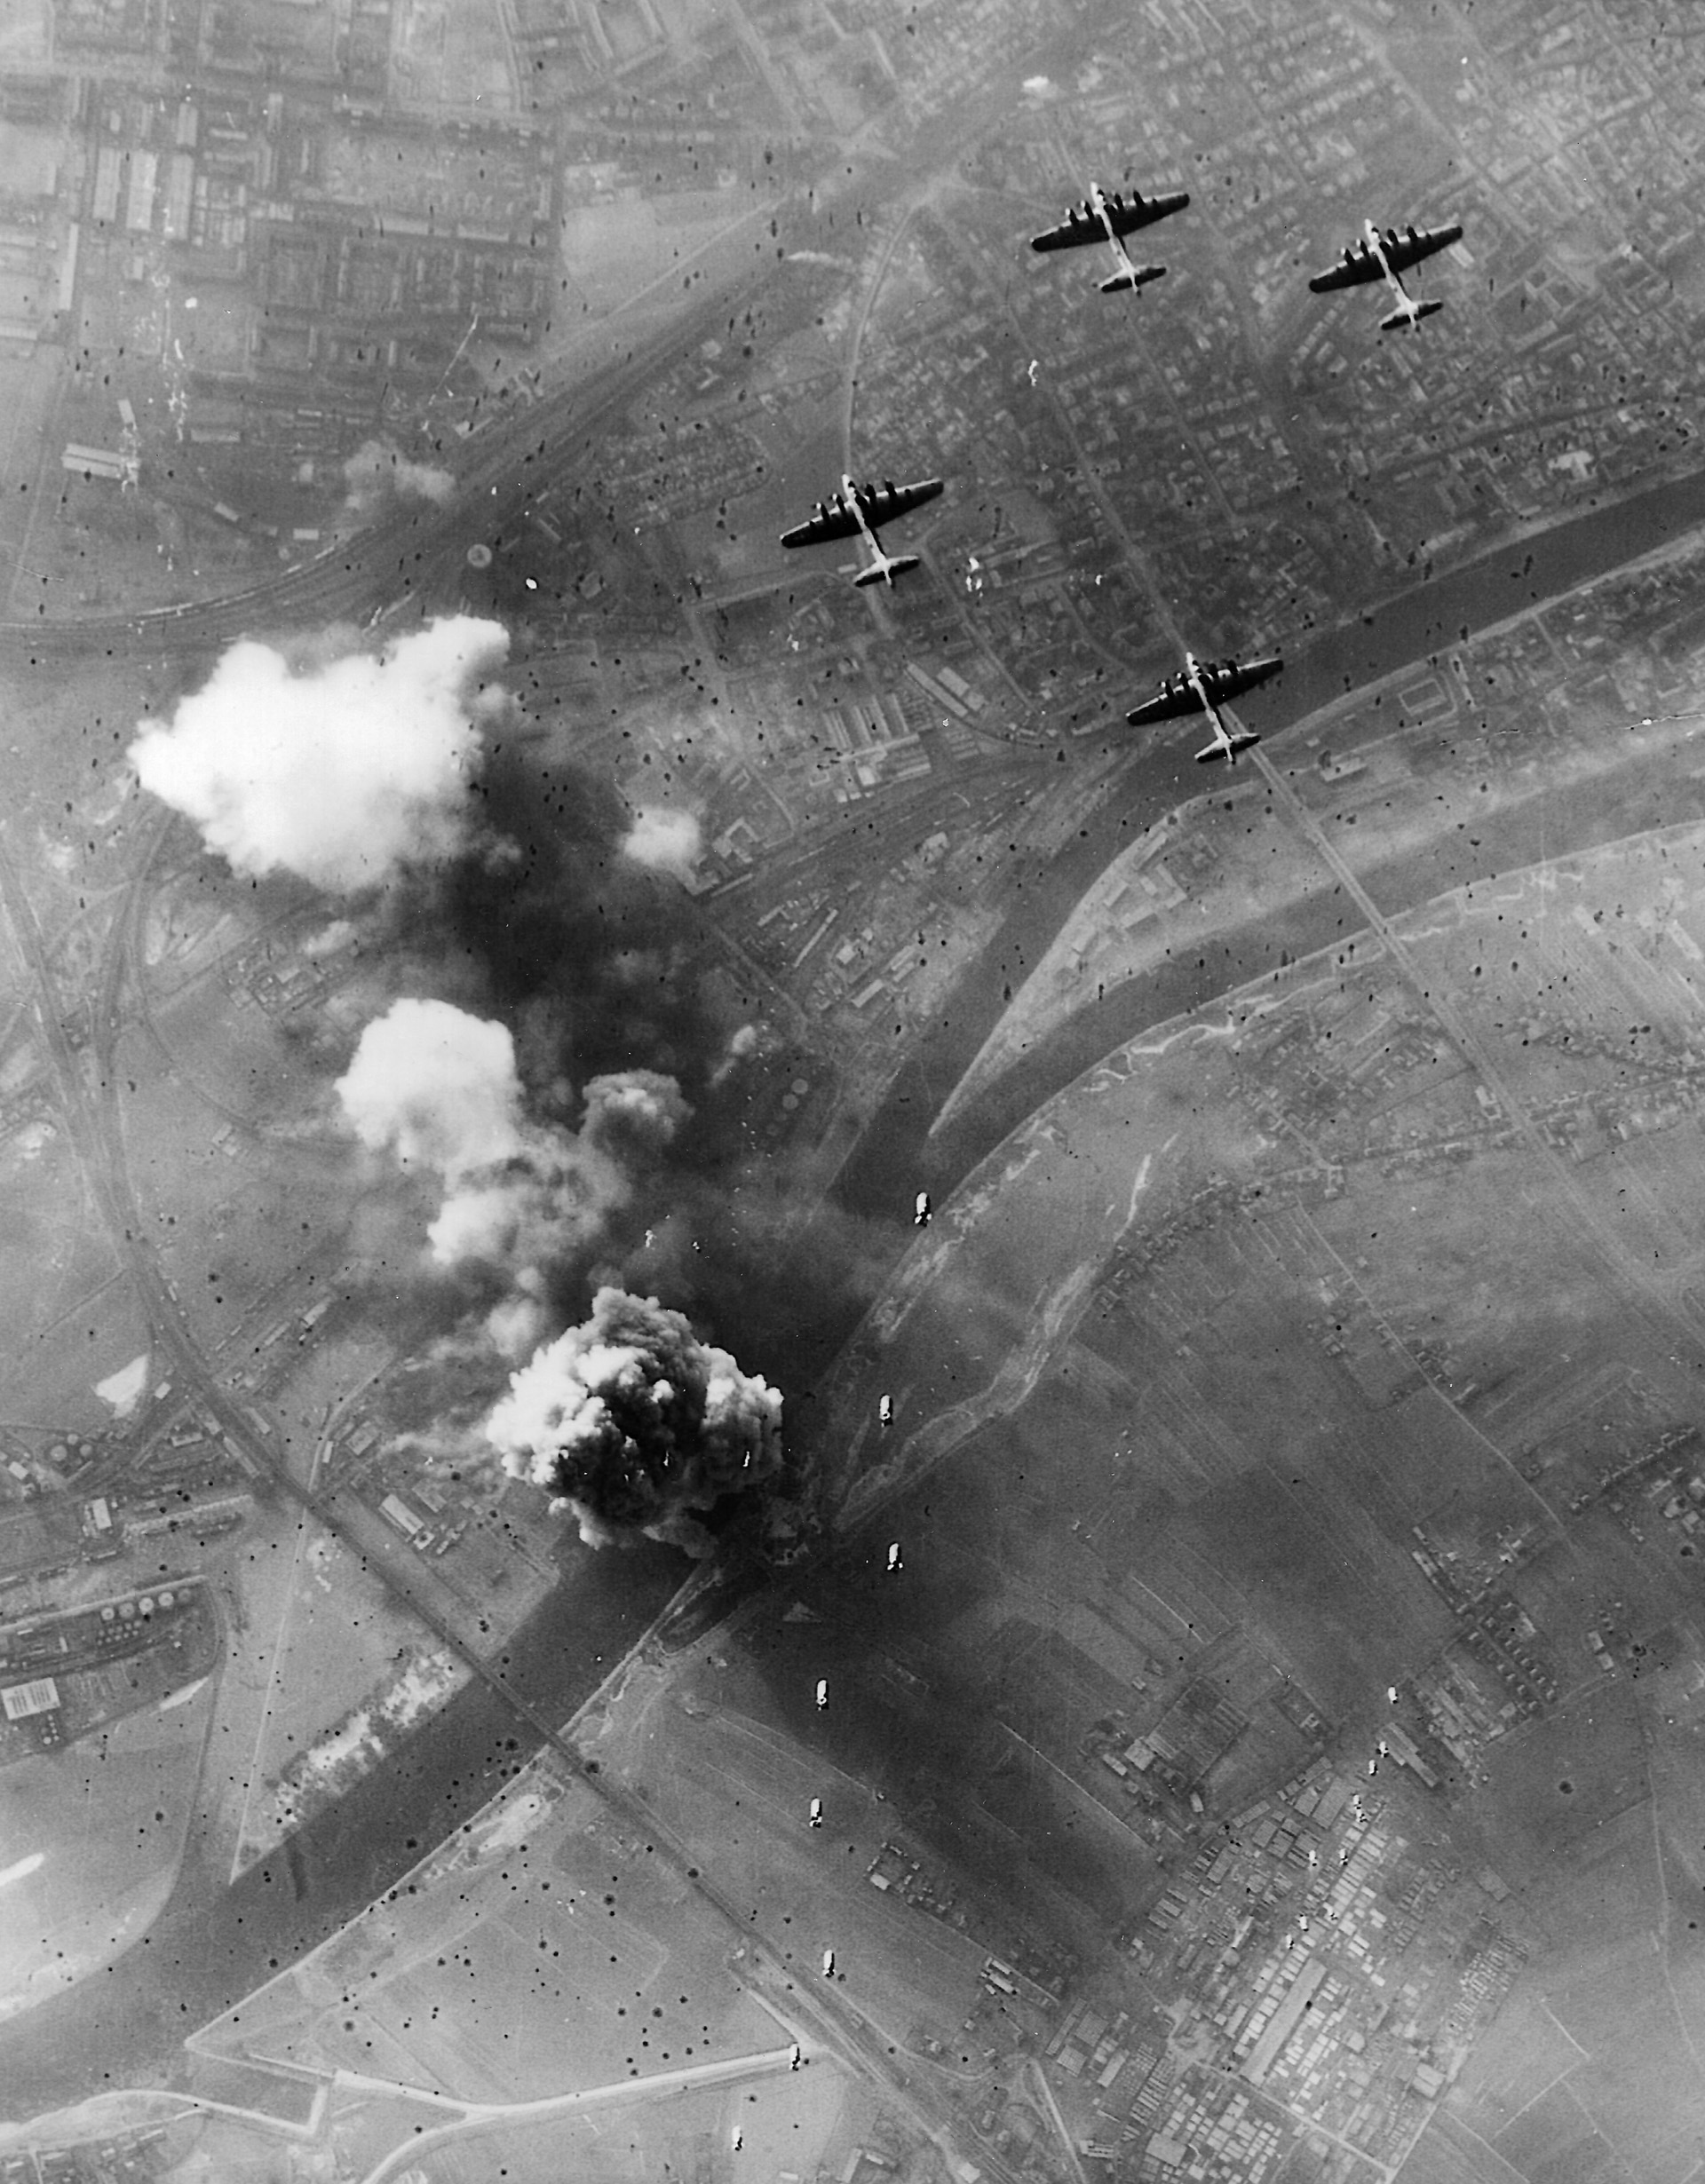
[4,456,1703,2121]
[0,1536,685,2110]
[829,462,1705,1235]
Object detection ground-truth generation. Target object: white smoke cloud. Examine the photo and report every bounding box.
[302,918,358,960]
[621,806,702,882]
[337,1002,689,1299]
[344,437,456,513]
[129,616,509,892]
[427,1134,626,1273]
[336,998,522,1181]
[485,1270,551,1363]
[486,1285,783,1550]
[710,1021,760,1088]
[581,1069,692,1162]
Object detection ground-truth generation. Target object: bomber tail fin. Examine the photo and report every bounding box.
[1195,732,1259,764]
[1380,296,1444,332]
[853,552,919,589]
[1099,262,1166,295]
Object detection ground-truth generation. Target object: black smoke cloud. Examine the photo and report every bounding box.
[486,1285,784,1553]
[345,675,886,1531]
[370,740,746,1321]
[417,745,718,1084]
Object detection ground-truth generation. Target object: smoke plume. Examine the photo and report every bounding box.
[581,1069,691,1163]
[622,806,703,882]
[344,437,456,513]
[336,1000,689,1343]
[130,617,509,891]
[337,997,523,1180]
[710,1021,761,1088]
[486,1285,783,1550]
[403,747,729,1104]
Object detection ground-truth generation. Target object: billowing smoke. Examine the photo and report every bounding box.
[486,1285,783,1551]
[710,1020,761,1088]
[485,1271,551,1365]
[312,725,845,1505]
[581,1070,691,1163]
[344,436,456,513]
[335,1000,688,1349]
[622,806,702,882]
[337,997,522,1180]
[303,918,358,959]
[130,617,509,891]
[425,1128,624,1280]
[408,747,728,1106]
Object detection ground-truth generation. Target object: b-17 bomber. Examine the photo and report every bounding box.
[1125,650,1283,764]
[1029,178,1189,294]
[780,473,946,588]
[17,2,1705,2180]
[1309,217,1464,331]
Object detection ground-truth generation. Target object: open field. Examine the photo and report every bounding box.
[559,193,771,321]
[0,1674,217,2022]
[387,0,517,113]
[591,1666,995,2054]
[1468,1685,1647,1876]
[190,1758,788,2105]
[0,1238,147,1430]
[225,1508,425,1875]
[365,2065,852,2184]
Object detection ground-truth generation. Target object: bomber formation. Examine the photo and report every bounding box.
[782,182,1465,767]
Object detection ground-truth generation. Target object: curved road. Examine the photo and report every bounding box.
[346,2045,807,2184]
[826,457,1705,1246]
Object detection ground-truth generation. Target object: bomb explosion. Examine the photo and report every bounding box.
[486,1286,784,1552]
[130,615,790,1551]
[129,615,510,892]
[334,995,697,1366]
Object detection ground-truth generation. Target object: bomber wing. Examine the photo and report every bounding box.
[1204,653,1283,701]
[851,476,945,526]
[1380,219,1463,274]
[1102,187,1189,237]
[781,495,862,549]
[1309,240,1381,293]
[1032,201,1108,253]
[1124,671,1199,727]
[1030,188,1187,252]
